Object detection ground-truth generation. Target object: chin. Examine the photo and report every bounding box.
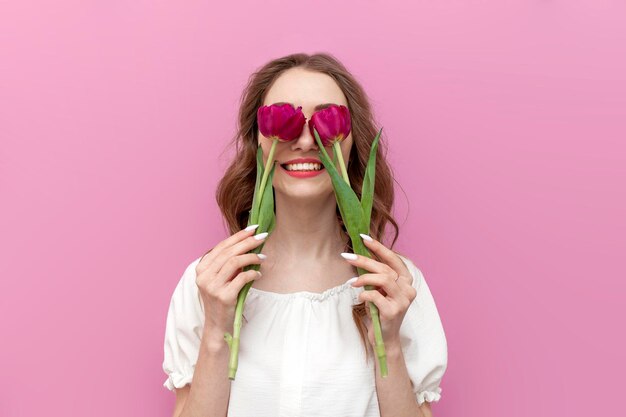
[274,182,333,200]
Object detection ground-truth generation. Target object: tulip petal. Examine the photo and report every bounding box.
[308,104,351,147]
[257,103,306,142]
[280,107,306,141]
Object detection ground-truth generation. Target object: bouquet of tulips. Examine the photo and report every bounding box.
[225,103,386,379]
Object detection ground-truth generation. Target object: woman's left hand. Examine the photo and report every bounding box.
[343,234,417,348]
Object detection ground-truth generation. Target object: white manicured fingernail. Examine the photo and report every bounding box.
[345,277,358,285]
[360,233,373,242]
[245,224,260,231]
[253,232,269,240]
[257,253,267,260]
[340,252,358,260]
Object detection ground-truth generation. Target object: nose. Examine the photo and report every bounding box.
[290,120,319,152]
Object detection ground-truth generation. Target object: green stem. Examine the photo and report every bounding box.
[367,290,388,377]
[333,141,350,186]
[258,139,278,204]
[227,279,255,379]
[355,263,387,377]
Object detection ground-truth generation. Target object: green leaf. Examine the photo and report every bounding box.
[257,161,276,235]
[266,200,276,234]
[361,127,382,228]
[249,147,265,225]
[244,160,276,271]
[314,129,368,256]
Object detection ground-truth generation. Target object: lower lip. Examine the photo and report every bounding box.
[281,164,325,178]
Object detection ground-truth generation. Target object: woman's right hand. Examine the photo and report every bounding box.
[195,224,268,338]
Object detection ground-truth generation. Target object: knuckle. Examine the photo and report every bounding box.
[195,270,210,287]
[200,280,215,296]
[195,263,208,277]
[223,246,236,259]
[226,256,240,268]
[216,291,231,305]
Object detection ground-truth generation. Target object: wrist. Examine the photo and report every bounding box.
[382,338,403,359]
[202,326,229,353]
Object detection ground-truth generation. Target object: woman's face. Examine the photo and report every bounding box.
[258,67,353,201]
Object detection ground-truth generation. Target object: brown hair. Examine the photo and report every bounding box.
[215,52,403,363]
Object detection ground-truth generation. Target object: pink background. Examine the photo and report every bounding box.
[1,1,624,416]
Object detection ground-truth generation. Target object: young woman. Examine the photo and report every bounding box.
[162,53,448,417]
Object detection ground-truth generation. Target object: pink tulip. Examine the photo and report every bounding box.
[308,104,352,147]
[257,103,306,142]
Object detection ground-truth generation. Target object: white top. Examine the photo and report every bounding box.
[162,253,448,416]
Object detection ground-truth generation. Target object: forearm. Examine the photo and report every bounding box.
[374,340,424,417]
[180,327,231,417]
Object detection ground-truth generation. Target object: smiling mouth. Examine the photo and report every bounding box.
[280,164,326,172]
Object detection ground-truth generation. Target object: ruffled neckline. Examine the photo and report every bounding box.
[248,280,359,302]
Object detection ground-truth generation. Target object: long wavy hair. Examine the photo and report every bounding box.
[214,52,403,363]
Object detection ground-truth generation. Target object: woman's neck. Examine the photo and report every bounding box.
[252,190,357,293]
[262,191,349,262]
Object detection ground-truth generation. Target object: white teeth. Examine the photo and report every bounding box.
[284,162,322,171]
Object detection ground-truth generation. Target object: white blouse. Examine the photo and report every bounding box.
[162,253,448,416]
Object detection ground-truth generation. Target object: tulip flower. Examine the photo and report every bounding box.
[309,104,352,184]
[311,105,388,376]
[224,103,304,380]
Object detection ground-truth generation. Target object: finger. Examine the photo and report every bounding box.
[351,272,403,300]
[358,289,394,320]
[208,231,269,275]
[340,252,394,277]
[359,234,412,285]
[395,278,418,303]
[215,253,266,285]
[198,224,260,271]
[224,269,263,300]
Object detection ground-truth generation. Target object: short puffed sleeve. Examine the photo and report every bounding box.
[397,254,448,406]
[162,257,205,391]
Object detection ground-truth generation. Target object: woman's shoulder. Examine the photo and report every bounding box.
[178,255,204,287]
[166,255,205,315]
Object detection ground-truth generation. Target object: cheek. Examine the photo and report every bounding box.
[258,136,273,159]
[342,139,353,160]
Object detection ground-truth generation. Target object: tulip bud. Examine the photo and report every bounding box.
[308,104,352,147]
[257,103,306,142]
